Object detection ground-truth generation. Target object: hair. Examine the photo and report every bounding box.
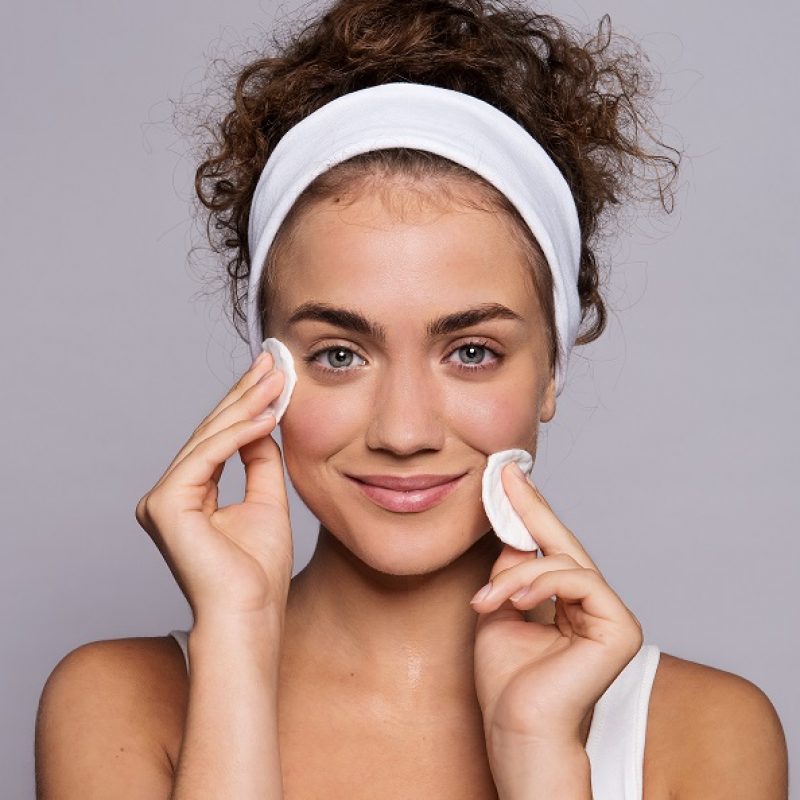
[189,0,681,377]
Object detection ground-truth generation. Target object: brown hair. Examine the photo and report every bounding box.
[189,0,681,376]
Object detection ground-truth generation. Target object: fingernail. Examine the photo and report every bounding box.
[510,586,529,601]
[471,582,493,604]
[510,462,526,480]
[251,353,266,370]
[254,406,276,421]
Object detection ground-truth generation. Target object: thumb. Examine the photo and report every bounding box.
[489,542,539,581]
[240,421,290,511]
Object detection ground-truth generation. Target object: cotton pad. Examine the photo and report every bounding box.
[260,337,297,423]
[481,448,539,552]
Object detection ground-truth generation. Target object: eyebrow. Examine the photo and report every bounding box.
[285,301,525,341]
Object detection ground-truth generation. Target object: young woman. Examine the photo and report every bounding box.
[35,1,788,798]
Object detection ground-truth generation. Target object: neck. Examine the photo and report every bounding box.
[282,527,503,711]
[277,526,596,746]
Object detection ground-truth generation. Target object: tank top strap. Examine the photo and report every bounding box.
[168,628,190,674]
[585,642,661,800]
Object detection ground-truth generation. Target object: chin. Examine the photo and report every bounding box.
[357,537,472,577]
[325,511,490,578]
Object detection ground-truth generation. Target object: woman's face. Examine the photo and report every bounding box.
[267,180,556,575]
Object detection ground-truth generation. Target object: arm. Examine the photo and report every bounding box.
[34,615,286,799]
[170,613,285,799]
[35,640,176,799]
[489,734,592,800]
[674,671,788,800]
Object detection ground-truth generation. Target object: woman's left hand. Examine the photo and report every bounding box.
[472,461,644,749]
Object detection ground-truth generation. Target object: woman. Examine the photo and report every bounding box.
[35,1,788,798]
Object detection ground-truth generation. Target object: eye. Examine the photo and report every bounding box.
[303,339,504,375]
[304,345,367,374]
[445,340,503,372]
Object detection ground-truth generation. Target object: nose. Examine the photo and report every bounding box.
[364,354,446,456]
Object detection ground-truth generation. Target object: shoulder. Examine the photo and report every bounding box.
[39,634,189,718]
[647,651,788,800]
[36,635,189,793]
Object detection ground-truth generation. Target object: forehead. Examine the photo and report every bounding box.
[272,187,538,311]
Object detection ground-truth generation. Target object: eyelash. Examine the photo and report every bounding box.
[303,339,504,375]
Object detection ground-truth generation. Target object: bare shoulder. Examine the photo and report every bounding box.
[645,650,788,800]
[35,635,189,797]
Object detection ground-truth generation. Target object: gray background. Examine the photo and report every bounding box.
[2,0,797,795]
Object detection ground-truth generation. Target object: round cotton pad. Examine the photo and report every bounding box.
[260,337,297,423]
[481,448,538,551]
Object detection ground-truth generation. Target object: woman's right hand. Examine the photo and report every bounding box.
[135,351,294,625]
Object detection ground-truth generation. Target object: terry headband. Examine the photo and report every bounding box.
[245,81,582,397]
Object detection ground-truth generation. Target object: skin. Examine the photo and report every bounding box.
[269,179,559,721]
[34,175,788,799]
[257,183,788,798]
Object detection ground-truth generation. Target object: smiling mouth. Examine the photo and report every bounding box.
[345,474,467,513]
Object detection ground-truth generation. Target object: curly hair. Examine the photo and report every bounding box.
[190,0,681,376]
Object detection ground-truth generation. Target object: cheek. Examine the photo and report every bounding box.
[279,371,541,458]
[445,377,539,453]
[279,386,364,458]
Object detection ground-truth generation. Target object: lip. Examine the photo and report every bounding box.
[347,473,465,491]
[345,473,467,513]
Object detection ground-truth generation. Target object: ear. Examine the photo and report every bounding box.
[539,370,557,423]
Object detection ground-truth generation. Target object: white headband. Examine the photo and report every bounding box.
[246,81,581,395]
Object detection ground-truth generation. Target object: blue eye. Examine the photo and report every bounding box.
[304,340,503,375]
[446,342,502,371]
[305,345,367,373]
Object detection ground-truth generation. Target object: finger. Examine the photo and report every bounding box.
[473,552,579,609]
[161,415,278,513]
[198,462,226,516]
[159,366,284,485]
[500,463,600,571]
[160,352,276,476]
[240,419,290,511]
[488,542,540,582]
[203,351,275,427]
[513,567,628,623]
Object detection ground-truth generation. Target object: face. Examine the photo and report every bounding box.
[267,179,556,575]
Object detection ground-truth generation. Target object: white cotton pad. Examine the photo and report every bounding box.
[260,337,297,423]
[481,448,539,551]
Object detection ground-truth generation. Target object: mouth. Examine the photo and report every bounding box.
[344,473,467,513]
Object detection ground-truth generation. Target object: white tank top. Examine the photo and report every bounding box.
[168,628,660,799]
